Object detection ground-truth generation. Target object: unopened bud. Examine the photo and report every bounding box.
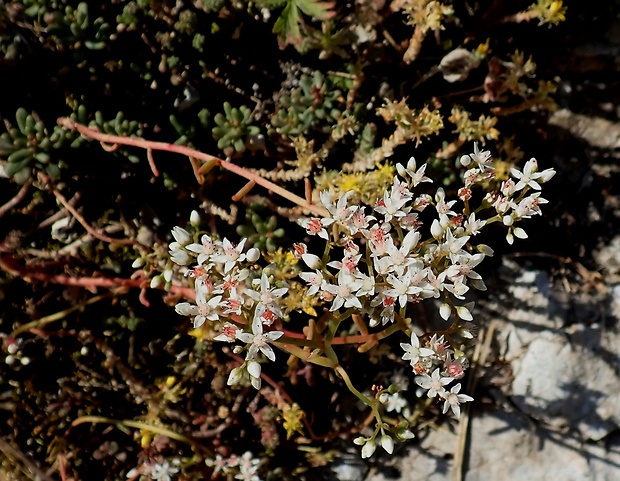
[361,439,377,458]
[302,253,322,270]
[381,434,394,454]
[431,219,444,240]
[439,303,451,320]
[171,226,192,246]
[150,275,163,289]
[190,210,201,226]
[163,269,173,282]
[246,248,260,263]
[132,257,146,268]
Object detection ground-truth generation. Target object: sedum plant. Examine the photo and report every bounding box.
[212,102,262,157]
[0,108,71,183]
[166,143,555,458]
[270,70,344,138]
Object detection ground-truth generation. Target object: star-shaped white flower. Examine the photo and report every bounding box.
[400,332,434,367]
[415,368,453,398]
[441,383,474,417]
[236,316,284,362]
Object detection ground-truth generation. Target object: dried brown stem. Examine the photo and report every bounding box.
[0,179,32,218]
[38,172,137,246]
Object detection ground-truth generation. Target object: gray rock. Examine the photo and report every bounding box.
[362,259,620,481]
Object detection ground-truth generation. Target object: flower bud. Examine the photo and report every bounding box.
[378,392,389,404]
[502,215,514,226]
[171,226,192,246]
[361,439,377,459]
[302,253,322,270]
[431,219,444,240]
[381,434,394,454]
[246,247,260,263]
[132,258,146,268]
[514,227,528,239]
[387,384,400,394]
[227,366,243,386]
[163,269,173,282]
[459,154,471,167]
[247,360,261,379]
[476,244,494,256]
[170,250,190,266]
[190,210,201,226]
[396,429,415,440]
[538,168,556,182]
[150,275,163,289]
[439,303,451,320]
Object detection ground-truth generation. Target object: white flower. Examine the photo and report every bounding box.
[434,188,457,216]
[385,270,423,308]
[374,189,410,222]
[378,230,420,275]
[246,273,288,318]
[299,217,334,240]
[299,270,324,296]
[415,368,453,398]
[441,383,474,417]
[176,292,222,328]
[186,234,216,265]
[511,158,543,191]
[321,190,355,223]
[515,193,548,218]
[463,142,493,171]
[323,272,363,311]
[396,157,432,186]
[464,212,486,236]
[150,460,180,481]
[211,238,248,273]
[214,323,240,342]
[343,206,374,235]
[440,229,470,262]
[384,392,408,413]
[400,332,435,367]
[236,317,283,362]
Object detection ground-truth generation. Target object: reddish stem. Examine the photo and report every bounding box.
[0,255,194,299]
[57,118,329,217]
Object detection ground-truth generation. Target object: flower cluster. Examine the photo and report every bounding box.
[166,144,555,458]
[205,451,262,481]
[126,459,180,481]
[169,229,288,389]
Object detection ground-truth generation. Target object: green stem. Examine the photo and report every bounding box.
[322,239,331,265]
[334,365,382,422]
[277,343,336,368]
